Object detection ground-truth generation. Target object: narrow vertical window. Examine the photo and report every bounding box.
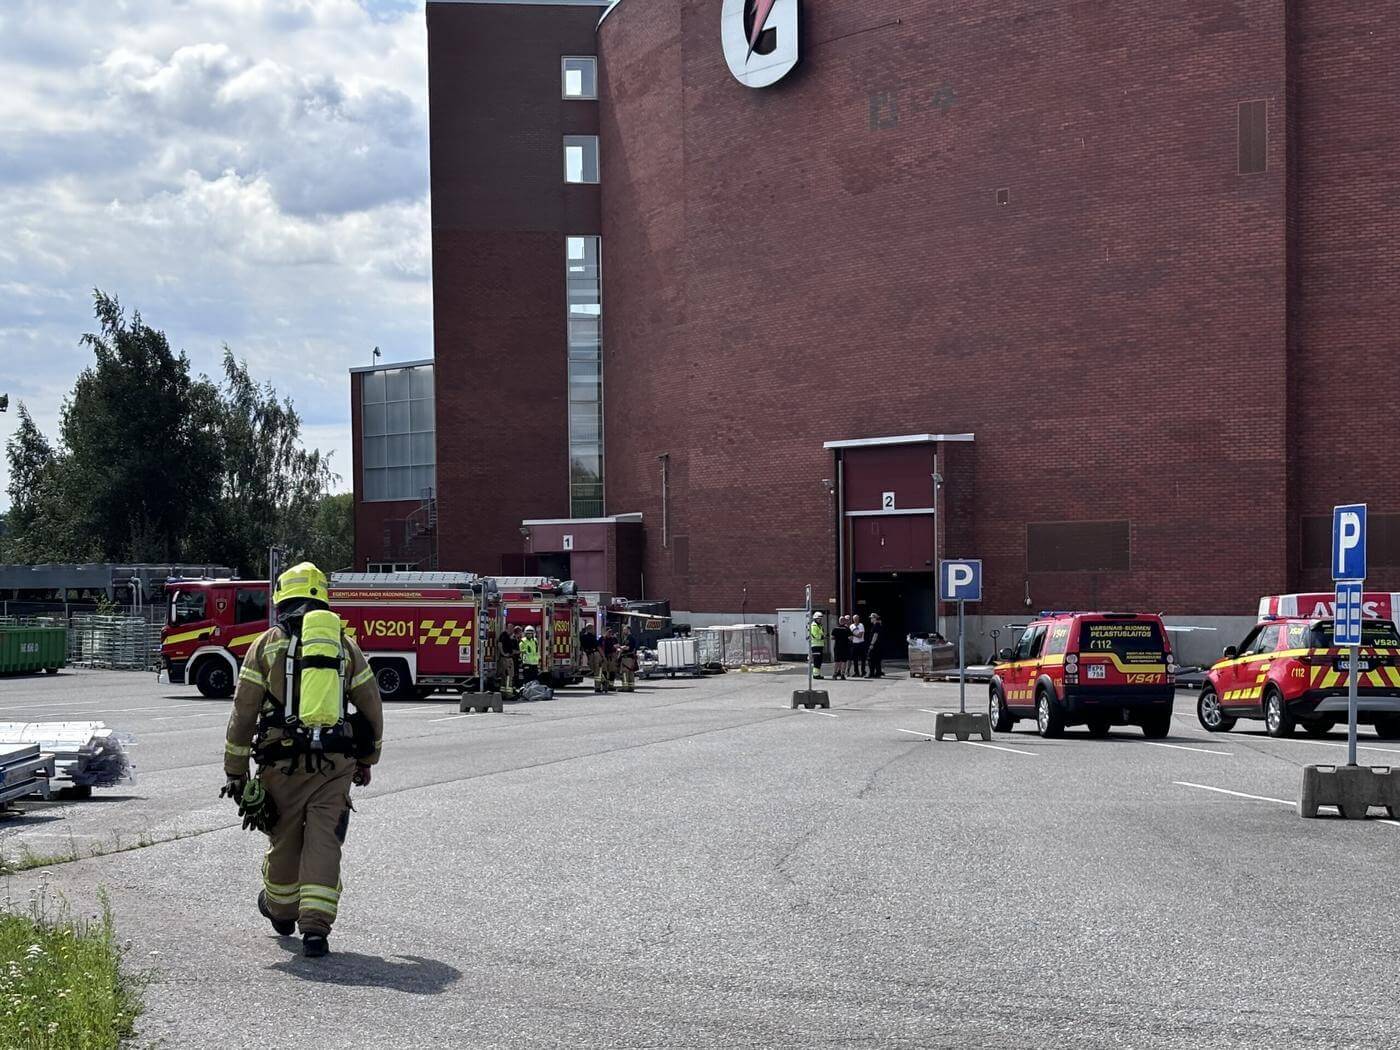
[564,135,599,184]
[562,56,598,100]
[566,236,604,518]
[1237,100,1267,174]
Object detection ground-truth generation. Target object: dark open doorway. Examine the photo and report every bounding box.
[536,552,572,580]
[852,572,936,659]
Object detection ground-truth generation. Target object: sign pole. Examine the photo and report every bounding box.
[957,599,966,714]
[805,584,813,695]
[1347,640,1359,766]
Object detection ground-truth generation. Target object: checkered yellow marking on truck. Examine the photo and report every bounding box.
[419,619,472,646]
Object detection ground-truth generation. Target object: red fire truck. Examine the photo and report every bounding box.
[161,572,499,702]
[492,577,584,687]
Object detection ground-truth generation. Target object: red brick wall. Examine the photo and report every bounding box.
[1288,3,1400,591]
[428,1,604,575]
[600,0,1297,616]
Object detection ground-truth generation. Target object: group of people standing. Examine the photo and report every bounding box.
[809,611,884,680]
[579,623,639,693]
[494,623,541,697]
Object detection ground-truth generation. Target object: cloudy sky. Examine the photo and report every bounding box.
[0,0,433,511]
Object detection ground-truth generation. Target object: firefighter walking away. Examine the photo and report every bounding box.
[222,562,384,958]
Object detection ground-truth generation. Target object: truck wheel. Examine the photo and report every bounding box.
[1264,688,1295,737]
[1196,687,1234,732]
[1303,719,1337,738]
[1374,716,1400,740]
[43,667,59,675]
[195,659,235,699]
[1036,689,1065,739]
[373,659,413,702]
[1141,710,1172,739]
[989,688,1014,732]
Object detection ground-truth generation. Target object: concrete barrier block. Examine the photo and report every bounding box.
[790,690,831,710]
[935,711,992,742]
[459,692,505,714]
[1299,764,1400,820]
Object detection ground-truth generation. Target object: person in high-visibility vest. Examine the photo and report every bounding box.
[222,562,384,959]
[809,612,826,680]
[520,626,541,683]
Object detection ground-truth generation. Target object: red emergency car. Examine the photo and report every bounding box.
[990,612,1176,738]
[161,572,498,701]
[1197,614,1400,738]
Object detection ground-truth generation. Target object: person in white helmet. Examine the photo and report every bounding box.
[809,612,827,680]
[519,625,541,684]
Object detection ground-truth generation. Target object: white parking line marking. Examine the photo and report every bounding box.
[142,722,225,736]
[1173,782,1292,806]
[800,709,838,718]
[963,740,1037,756]
[0,700,102,710]
[427,713,477,723]
[896,728,933,739]
[1175,781,1400,828]
[1146,742,1233,756]
[1267,737,1400,757]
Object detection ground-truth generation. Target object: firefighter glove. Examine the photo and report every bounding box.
[353,764,372,787]
[238,778,279,834]
[220,775,247,802]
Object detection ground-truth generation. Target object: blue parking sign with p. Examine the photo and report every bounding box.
[1332,503,1367,582]
[940,560,982,602]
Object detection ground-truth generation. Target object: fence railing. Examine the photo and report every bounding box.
[0,611,162,672]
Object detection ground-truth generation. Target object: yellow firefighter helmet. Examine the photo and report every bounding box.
[273,562,329,608]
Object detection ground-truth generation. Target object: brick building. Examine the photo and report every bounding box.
[353,0,1400,654]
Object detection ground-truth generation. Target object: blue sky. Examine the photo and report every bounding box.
[0,0,434,511]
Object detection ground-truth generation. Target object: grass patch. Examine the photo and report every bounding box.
[0,884,141,1049]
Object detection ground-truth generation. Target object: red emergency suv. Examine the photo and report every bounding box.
[990,612,1176,738]
[1197,616,1400,738]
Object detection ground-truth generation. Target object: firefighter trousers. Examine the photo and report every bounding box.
[619,656,637,692]
[498,655,516,696]
[259,755,355,937]
[597,655,617,691]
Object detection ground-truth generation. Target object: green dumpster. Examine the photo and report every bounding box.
[0,626,67,675]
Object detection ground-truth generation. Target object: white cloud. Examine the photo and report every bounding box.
[0,0,431,514]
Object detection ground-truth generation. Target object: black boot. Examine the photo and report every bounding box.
[258,891,296,936]
[302,933,329,958]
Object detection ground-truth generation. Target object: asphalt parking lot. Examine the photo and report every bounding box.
[2,665,1398,1049]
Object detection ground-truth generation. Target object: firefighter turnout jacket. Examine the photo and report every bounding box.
[224,624,384,778]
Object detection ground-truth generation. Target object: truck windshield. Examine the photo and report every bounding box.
[1309,620,1400,648]
[1077,620,1166,663]
[170,590,207,626]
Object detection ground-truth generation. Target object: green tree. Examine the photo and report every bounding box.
[3,292,341,574]
[200,351,337,576]
[2,404,86,562]
[62,291,223,561]
[298,492,354,573]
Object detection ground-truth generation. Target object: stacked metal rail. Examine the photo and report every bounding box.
[67,615,161,671]
[0,744,54,806]
[0,723,134,790]
[695,626,778,669]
